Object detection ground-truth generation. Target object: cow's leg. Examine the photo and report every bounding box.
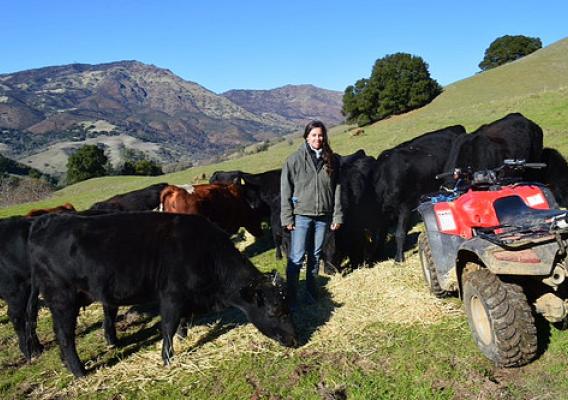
[159,299,182,366]
[271,213,283,260]
[394,205,411,263]
[281,229,291,260]
[370,225,387,261]
[348,229,366,269]
[102,304,119,347]
[321,229,337,274]
[176,317,188,338]
[8,295,36,360]
[49,300,84,377]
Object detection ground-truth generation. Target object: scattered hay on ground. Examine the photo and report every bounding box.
[299,253,462,353]
[31,252,462,399]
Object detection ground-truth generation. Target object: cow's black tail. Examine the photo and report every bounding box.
[25,268,42,360]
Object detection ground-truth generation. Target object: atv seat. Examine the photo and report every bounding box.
[494,195,567,227]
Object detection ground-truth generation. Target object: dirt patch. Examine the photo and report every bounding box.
[247,374,283,400]
[289,363,314,386]
[316,381,347,400]
[432,365,521,400]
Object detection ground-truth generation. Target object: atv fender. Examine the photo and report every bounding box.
[419,203,464,292]
[457,237,558,276]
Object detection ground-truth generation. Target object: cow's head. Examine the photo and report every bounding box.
[233,178,265,210]
[238,270,298,348]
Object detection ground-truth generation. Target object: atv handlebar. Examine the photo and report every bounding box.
[521,162,547,169]
[435,171,454,180]
[437,159,547,192]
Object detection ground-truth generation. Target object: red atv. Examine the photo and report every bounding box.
[418,160,568,367]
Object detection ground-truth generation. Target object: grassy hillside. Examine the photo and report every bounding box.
[1,38,568,399]
[2,38,568,217]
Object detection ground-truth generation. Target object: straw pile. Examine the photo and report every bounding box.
[31,249,462,399]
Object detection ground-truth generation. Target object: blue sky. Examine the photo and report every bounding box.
[3,1,567,93]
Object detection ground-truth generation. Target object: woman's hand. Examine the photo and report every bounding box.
[286,224,295,231]
[331,223,341,231]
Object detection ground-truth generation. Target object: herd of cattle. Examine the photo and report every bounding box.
[1,112,568,377]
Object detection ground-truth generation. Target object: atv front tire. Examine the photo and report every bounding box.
[418,232,450,298]
[463,268,538,367]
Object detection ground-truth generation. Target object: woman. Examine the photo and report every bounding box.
[280,120,342,310]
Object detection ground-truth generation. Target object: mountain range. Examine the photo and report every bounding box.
[0,61,343,175]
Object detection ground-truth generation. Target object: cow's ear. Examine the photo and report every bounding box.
[240,285,265,307]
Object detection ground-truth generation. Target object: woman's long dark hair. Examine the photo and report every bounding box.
[303,120,335,176]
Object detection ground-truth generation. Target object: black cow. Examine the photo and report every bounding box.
[210,169,288,259]
[0,217,43,360]
[374,125,467,262]
[0,210,117,361]
[89,183,169,211]
[322,150,379,273]
[28,212,298,377]
[443,113,544,183]
[539,148,568,208]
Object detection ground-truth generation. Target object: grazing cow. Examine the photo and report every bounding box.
[26,202,76,217]
[538,148,568,208]
[374,125,467,262]
[443,113,544,183]
[89,183,169,211]
[210,169,287,259]
[322,150,379,273]
[160,183,264,237]
[28,212,298,377]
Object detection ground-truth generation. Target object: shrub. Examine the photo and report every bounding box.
[479,35,542,71]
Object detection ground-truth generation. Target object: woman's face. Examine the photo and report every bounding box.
[306,127,324,150]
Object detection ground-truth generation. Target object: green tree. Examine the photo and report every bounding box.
[134,159,163,176]
[342,53,441,125]
[66,145,108,184]
[118,160,136,175]
[479,35,542,71]
[116,147,163,176]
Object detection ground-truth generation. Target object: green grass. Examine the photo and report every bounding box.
[1,38,568,399]
[2,294,567,399]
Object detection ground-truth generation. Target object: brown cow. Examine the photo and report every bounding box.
[26,202,76,217]
[160,183,264,237]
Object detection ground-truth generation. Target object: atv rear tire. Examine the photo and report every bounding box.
[463,268,538,367]
[418,232,450,298]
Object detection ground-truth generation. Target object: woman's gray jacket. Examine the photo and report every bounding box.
[280,144,343,226]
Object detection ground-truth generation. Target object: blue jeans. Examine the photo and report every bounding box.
[287,215,331,278]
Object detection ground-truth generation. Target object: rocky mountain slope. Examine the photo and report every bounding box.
[222,84,343,127]
[0,61,343,174]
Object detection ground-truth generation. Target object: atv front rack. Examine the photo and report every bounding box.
[476,213,568,248]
